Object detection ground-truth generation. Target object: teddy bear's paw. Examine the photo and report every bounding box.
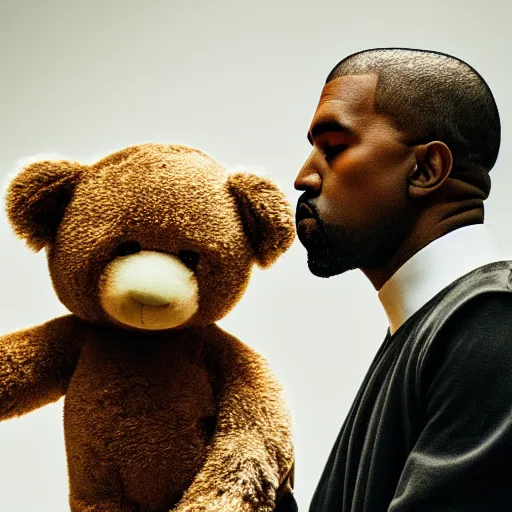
[171,451,280,512]
[171,487,276,512]
[171,500,274,512]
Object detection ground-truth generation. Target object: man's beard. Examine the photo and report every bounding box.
[304,215,411,278]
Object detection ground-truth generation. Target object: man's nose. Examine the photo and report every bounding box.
[294,154,321,193]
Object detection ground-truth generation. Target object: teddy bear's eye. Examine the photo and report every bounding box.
[115,241,142,257]
[178,250,200,271]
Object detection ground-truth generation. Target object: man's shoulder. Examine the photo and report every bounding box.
[445,259,512,297]
[405,261,512,371]
[416,260,512,331]
[444,259,512,316]
[444,290,512,329]
[419,287,512,397]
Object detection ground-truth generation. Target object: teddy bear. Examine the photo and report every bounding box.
[0,143,296,512]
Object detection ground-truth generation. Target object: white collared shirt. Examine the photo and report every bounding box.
[378,224,505,335]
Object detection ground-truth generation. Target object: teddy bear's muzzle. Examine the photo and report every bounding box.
[99,251,200,330]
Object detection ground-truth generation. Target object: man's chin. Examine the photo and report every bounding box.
[307,253,356,278]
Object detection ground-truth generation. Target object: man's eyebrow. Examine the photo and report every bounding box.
[307,119,353,145]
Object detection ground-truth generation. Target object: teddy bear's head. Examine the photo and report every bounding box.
[6,144,295,330]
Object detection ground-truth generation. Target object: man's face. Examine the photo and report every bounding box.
[295,74,417,278]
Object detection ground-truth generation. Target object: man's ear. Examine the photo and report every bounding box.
[227,173,295,268]
[408,141,453,198]
[6,160,84,251]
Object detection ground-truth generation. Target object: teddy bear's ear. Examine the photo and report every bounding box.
[5,160,84,251]
[227,172,295,268]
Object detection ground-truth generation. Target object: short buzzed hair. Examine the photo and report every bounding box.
[327,48,500,195]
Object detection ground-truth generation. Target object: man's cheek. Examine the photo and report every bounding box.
[316,193,357,227]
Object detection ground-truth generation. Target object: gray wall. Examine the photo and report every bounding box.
[1,0,511,509]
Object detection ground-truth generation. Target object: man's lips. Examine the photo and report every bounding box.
[296,201,321,243]
[296,202,317,223]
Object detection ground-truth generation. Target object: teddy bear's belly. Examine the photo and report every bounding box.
[63,339,217,510]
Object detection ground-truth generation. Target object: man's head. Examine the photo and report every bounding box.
[294,48,501,281]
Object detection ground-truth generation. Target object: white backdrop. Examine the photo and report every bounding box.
[1,1,511,510]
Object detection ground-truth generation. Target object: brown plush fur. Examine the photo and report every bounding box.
[1,144,295,511]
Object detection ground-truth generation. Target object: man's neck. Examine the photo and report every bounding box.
[363,214,486,290]
[363,179,489,290]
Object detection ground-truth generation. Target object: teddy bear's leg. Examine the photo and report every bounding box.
[67,451,138,512]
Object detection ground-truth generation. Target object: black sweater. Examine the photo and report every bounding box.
[310,260,512,511]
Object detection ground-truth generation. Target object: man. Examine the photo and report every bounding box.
[295,48,511,511]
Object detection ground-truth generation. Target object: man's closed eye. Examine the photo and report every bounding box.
[322,144,347,162]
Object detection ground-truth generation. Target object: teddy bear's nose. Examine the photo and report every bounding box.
[130,290,171,307]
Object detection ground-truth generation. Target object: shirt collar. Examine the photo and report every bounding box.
[378,224,504,335]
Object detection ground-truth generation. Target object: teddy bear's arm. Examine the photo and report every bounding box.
[172,325,294,512]
[0,315,85,420]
